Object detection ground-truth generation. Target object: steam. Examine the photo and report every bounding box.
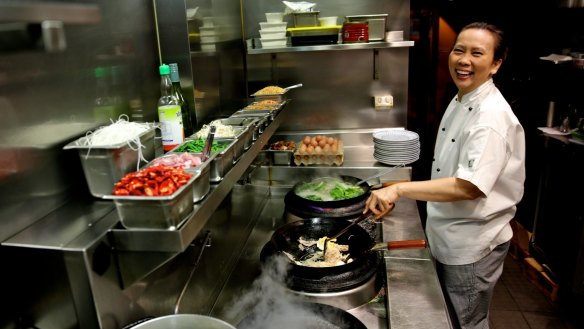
[225,254,343,329]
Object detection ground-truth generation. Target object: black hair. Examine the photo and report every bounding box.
[460,22,508,62]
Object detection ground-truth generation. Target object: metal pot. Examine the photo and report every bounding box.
[123,314,236,329]
[238,301,367,329]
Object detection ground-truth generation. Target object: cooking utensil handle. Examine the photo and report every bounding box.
[356,163,405,185]
[202,125,216,161]
[387,239,427,250]
[329,212,374,241]
[284,83,303,90]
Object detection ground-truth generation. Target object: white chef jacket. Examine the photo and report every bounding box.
[426,79,526,265]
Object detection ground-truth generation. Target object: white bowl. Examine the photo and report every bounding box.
[259,22,287,32]
[266,12,284,23]
[318,16,338,26]
[259,30,286,40]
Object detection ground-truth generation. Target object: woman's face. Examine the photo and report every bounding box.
[448,28,502,98]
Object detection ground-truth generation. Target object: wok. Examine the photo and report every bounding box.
[286,175,378,209]
[238,301,366,329]
[260,217,427,279]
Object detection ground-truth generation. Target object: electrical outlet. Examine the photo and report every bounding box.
[374,95,393,110]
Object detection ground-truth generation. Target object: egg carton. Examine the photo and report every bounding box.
[293,141,344,166]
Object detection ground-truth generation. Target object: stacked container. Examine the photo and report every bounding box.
[259,12,287,48]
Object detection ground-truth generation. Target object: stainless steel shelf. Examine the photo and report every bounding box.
[109,105,289,252]
[246,39,414,54]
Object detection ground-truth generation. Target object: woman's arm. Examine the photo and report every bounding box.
[364,177,484,217]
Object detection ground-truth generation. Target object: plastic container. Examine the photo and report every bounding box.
[259,22,288,32]
[260,38,288,48]
[259,30,287,40]
[318,16,338,26]
[266,12,284,23]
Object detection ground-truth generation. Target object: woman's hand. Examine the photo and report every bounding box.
[364,184,400,217]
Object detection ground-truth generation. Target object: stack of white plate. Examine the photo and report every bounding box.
[372,129,420,165]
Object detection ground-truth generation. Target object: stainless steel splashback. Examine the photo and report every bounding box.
[242,0,411,131]
[0,0,160,241]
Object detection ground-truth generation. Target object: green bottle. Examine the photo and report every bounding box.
[158,64,184,152]
[169,63,194,137]
[93,66,116,123]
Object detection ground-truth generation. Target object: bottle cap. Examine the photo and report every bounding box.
[159,64,170,75]
[169,63,179,82]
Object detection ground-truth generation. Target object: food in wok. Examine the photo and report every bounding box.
[294,177,365,202]
[283,236,353,267]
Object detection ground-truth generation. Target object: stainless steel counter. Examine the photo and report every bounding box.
[209,166,453,329]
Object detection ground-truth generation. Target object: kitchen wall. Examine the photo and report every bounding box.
[0,0,160,242]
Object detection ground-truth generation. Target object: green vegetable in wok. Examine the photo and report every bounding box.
[295,178,365,201]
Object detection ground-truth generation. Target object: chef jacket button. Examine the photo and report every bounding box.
[468,107,473,111]
[441,127,446,131]
[436,168,441,172]
[451,139,455,142]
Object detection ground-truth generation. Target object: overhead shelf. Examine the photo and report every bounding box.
[246,38,414,54]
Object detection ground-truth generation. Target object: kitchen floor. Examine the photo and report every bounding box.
[489,254,581,329]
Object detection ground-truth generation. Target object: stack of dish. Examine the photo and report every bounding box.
[259,13,287,48]
[372,129,420,165]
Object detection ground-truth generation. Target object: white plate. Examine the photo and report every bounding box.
[373,129,419,142]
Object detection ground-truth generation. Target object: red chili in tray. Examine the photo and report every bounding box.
[112,165,192,196]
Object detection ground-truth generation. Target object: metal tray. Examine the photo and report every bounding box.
[103,173,196,230]
[172,139,237,183]
[212,117,262,142]
[146,152,214,203]
[264,149,295,165]
[63,124,158,198]
[191,126,251,160]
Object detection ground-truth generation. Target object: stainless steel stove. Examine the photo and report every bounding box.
[209,182,452,329]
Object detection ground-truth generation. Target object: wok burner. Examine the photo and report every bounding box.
[287,267,384,311]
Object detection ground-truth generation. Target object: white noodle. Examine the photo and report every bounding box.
[81,115,156,170]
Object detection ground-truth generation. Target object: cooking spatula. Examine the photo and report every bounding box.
[321,211,375,260]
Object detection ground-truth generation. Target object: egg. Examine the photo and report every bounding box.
[318,139,327,148]
[331,143,338,153]
[314,146,323,154]
[306,145,315,154]
[323,144,331,154]
[303,136,311,145]
[310,138,318,147]
[327,137,335,145]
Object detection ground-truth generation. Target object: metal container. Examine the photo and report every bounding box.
[342,21,369,43]
[265,149,295,165]
[147,152,213,203]
[63,125,158,198]
[126,314,236,329]
[292,11,320,27]
[191,126,250,161]
[211,117,261,143]
[174,139,237,183]
[345,14,388,41]
[103,174,195,230]
[231,109,274,124]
